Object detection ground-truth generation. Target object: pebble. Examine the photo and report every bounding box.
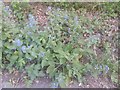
[36,80,39,83]
[70,81,73,84]
[79,83,82,86]
[87,85,89,87]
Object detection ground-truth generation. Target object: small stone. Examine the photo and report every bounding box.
[79,83,82,86]
[15,71,19,76]
[36,80,39,83]
[70,81,73,84]
[87,85,89,87]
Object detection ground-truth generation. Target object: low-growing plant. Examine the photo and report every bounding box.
[45,2,119,17]
[2,3,118,87]
[10,1,31,27]
[0,37,1,69]
[45,2,98,11]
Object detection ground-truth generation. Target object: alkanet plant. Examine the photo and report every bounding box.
[2,3,118,88]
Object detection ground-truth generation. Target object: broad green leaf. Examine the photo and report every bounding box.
[47,65,55,74]
[58,73,66,88]
[39,71,45,77]
[77,73,83,83]
[111,73,118,83]
[41,59,49,68]
[64,52,71,60]
[64,44,72,52]
[10,55,18,61]
[18,58,25,67]
[48,61,55,66]
[4,42,16,49]
[33,70,39,77]
[25,53,32,60]
[30,51,37,58]
[34,64,41,70]
[68,69,72,77]
[8,54,18,67]
[65,76,71,86]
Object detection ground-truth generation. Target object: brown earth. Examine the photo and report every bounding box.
[1,71,117,88]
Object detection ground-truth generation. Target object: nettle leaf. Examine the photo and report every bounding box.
[25,53,32,60]
[33,69,39,77]
[10,54,18,61]
[50,41,57,46]
[41,59,49,68]
[39,47,46,52]
[84,48,95,55]
[30,51,37,58]
[0,41,2,48]
[4,42,16,49]
[72,60,82,70]
[2,34,7,40]
[34,64,41,70]
[63,44,73,52]
[58,73,66,88]
[47,65,55,74]
[64,52,71,60]
[41,38,46,44]
[25,64,38,80]
[44,50,52,60]
[18,58,25,67]
[8,54,18,67]
[85,63,93,69]
[111,72,118,83]
[68,69,72,77]
[65,76,71,86]
[53,45,63,53]
[60,58,66,64]
[77,73,82,83]
[39,70,45,77]
[72,48,82,54]
[48,60,56,66]
[13,51,19,55]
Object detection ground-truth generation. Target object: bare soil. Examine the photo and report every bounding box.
[1,70,117,88]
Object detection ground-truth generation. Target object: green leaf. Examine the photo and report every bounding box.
[8,54,18,67]
[84,48,94,55]
[10,55,18,61]
[65,76,71,86]
[58,73,66,88]
[4,42,16,49]
[48,60,55,66]
[39,71,45,77]
[25,53,32,60]
[68,70,72,77]
[64,44,72,52]
[30,51,37,58]
[77,73,82,83]
[111,72,118,83]
[60,58,66,64]
[72,60,82,70]
[47,65,55,74]
[64,52,71,60]
[33,70,39,77]
[18,58,25,67]
[41,59,49,68]
[34,64,41,70]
